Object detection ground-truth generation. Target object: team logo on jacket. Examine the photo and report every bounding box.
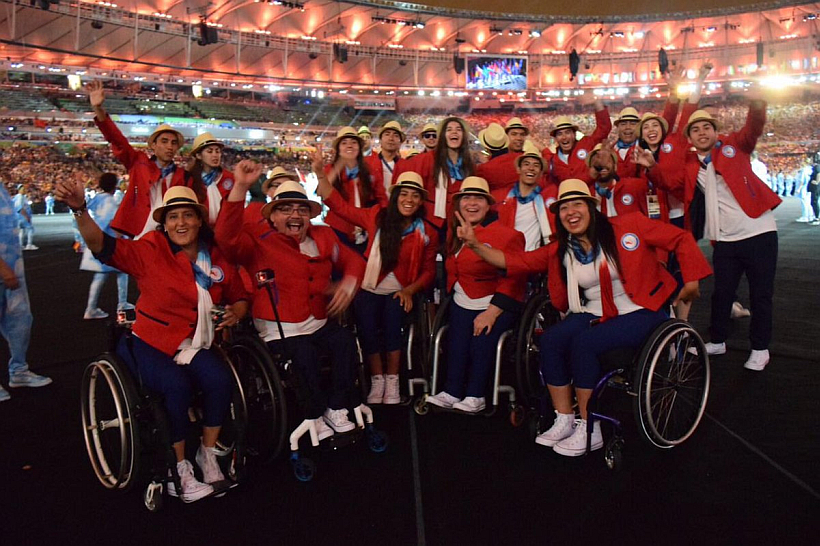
[661,143,673,154]
[222,179,233,191]
[722,145,736,158]
[621,193,634,206]
[209,266,225,283]
[620,233,640,251]
[576,149,588,160]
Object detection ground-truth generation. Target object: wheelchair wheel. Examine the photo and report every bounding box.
[633,320,710,449]
[514,294,560,406]
[80,353,143,492]
[211,352,249,472]
[225,336,288,463]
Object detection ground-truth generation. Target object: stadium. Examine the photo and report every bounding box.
[1,1,819,544]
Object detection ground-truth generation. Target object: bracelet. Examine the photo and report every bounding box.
[71,205,87,218]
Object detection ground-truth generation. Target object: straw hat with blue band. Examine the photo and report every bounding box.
[515,140,545,169]
[151,186,208,223]
[505,116,529,135]
[389,171,428,197]
[453,176,495,205]
[333,126,364,149]
[260,180,323,219]
[148,123,184,148]
[548,178,597,213]
[550,116,579,137]
[420,122,438,136]
[685,109,719,137]
[614,107,641,125]
[190,132,224,156]
[262,166,299,194]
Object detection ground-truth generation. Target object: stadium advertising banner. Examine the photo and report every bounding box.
[354,97,396,110]
[466,55,527,91]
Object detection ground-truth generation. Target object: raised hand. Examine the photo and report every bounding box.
[86,80,105,108]
[455,211,478,249]
[310,144,326,174]
[54,178,86,210]
[633,146,657,169]
[698,62,713,82]
[233,159,263,189]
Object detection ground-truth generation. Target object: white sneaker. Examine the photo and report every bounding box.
[195,444,225,484]
[83,308,109,320]
[703,342,727,356]
[553,419,603,457]
[731,301,751,319]
[323,408,355,433]
[0,385,9,402]
[9,370,52,388]
[535,411,576,447]
[452,396,486,413]
[24,244,38,250]
[366,374,385,404]
[313,417,334,441]
[744,349,770,371]
[383,374,401,404]
[425,391,461,409]
[795,217,810,223]
[167,459,214,503]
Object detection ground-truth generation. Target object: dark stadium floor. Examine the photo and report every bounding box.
[1,201,818,545]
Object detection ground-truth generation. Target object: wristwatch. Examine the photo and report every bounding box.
[71,204,87,218]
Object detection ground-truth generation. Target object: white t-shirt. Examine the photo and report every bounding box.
[381,157,396,193]
[572,257,642,317]
[514,200,546,251]
[368,271,403,296]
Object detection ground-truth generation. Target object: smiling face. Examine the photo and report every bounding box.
[590,151,616,183]
[380,129,402,154]
[641,119,664,148]
[457,194,490,225]
[395,187,423,218]
[554,127,576,153]
[270,202,312,242]
[617,120,639,145]
[688,121,718,153]
[517,156,543,187]
[196,144,222,169]
[445,121,464,150]
[163,206,202,250]
[421,131,438,150]
[507,128,527,153]
[151,132,181,164]
[558,199,592,237]
[337,137,361,161]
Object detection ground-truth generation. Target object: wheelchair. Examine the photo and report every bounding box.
[518,304,711,470]
[80,321,253,511]
[412,295,524,421]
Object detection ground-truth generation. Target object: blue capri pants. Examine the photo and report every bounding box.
[117,334,233,443]
[539,309,668,389]
[353,289,406,356]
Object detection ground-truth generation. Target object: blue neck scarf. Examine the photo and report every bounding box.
[159,161,176,179]
[446,156,464,180]
[511,183,542,204]
[202,168,219,187]
[595,182,612,199]
[615,140,634,150]
[345,165,359,180]
[402,217,425,237]
[191,243,213,290]
[568,236,599,265]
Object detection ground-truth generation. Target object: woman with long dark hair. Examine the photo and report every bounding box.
[457,179,711,455]
[314,147,437,404]
[323,127,388,253]
[186,132,235,226]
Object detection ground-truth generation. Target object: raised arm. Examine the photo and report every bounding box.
[54,177,103,254]
[216,160,263,263]
[87,81,141,169]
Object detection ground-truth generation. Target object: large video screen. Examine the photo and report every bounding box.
[466,56,527,91]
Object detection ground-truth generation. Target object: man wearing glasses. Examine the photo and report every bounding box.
[216,161,366,436]
[419,122,438,152]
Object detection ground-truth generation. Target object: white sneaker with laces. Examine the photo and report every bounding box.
[323,408,355,433]
[535,411,576,447]
[167,459,214,503]
[83,308,109,320]
[195,444,225,484]
[9,370,52,388]
[744,349,770,371]
[313,417,334,441]
[383,374,401,404]
[553,419,603,457]
[425,391,461,409]
[731,301,751,319]
[0,385,9,402]
[367,374,385,404]
[703,342,727,356]
[452,396,486,413]
[24,244,38,250]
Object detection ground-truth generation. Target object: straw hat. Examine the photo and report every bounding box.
[378,120,406,142]
[151,186,207,223]
[357,125,372,136]
[585,143,619,168]
[260,180,323,219]
[420,122,438,136]
[262,166,299,194]
[147,124,184,148]
[190,132,224,156]
[389,171,428,197]
[685,110,719,137]
[637,112,670,138]
[548,179,597,213]
[478,123,509,152]
[333,126,364,149]
[550,116,579,137]
[614,107,641,125]
[453,176,495,204]
[515,140,545,169]
[505,117,529,135]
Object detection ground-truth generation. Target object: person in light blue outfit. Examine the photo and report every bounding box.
[44,193,55,215]
[0,184,52,402]
[81,173,133,319]
[12,185,37,250]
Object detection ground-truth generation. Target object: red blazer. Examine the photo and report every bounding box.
[655,102,781,232]
[492,184,559,245]
[323,163,388,241]
[324,191,438,291]
[544,108,612,186]
[476,151,522,193]
[364,152,403,196]
[97,231,249,356]
[95,116,192,238]
[394,150,469,229]
[215,200,366,323]
[446,217,526,312]
[597,177,650,218]
[506,213,712,313]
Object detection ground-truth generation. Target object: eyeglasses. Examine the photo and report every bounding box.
[422,133,437,139]
[273,204,312,216]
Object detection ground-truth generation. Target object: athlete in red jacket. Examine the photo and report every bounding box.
[544,96,611,187]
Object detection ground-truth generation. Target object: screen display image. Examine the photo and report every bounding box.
[466,56,527,91]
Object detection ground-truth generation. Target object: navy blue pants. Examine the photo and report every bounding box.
[117,335,232,443]
[443,301,517,398]
[353,289,406,356]
[710,231,778,350]
[539,309,668,389]
[267,321,360,419]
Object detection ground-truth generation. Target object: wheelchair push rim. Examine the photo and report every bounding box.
[514,294,559,407]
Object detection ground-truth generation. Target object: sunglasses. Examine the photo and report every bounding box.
[422,133,437,139]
